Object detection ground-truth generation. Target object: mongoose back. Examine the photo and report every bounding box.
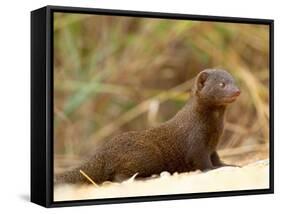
[55,68,241,184]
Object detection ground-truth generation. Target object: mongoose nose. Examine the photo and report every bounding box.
[233,89,241,96]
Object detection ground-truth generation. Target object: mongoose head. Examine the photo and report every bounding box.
[194,68,240,106]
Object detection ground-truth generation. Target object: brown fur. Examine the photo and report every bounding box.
[55,68,240,184]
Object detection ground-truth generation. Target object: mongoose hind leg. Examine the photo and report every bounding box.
[112,149,165,182]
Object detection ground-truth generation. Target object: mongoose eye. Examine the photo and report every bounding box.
[219,82,225,88]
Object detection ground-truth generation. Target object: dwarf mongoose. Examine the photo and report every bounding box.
[55,68,241,184]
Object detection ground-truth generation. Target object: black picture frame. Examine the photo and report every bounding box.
[31,5,274,208]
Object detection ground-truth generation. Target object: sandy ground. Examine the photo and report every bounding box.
[54,145,269,201]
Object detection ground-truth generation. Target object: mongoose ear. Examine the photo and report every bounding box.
[196,71,209,92]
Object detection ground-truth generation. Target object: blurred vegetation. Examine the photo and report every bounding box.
[54,13,269,158]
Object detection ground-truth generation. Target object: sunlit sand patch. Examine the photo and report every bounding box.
[54,159,269,201]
